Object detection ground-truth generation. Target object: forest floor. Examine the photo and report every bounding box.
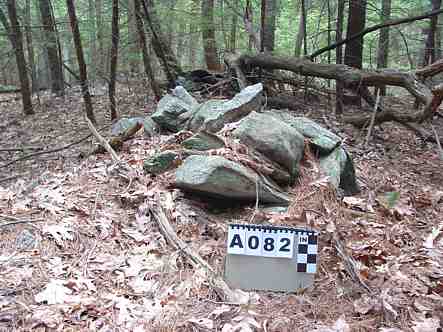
[0,82,442,332]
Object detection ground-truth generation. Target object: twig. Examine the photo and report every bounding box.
[0,175,19,184]
[0,127,107,170]
[84,116,136,184]
[148,192,245,303]
[0,219,45,228]
[364,89,381,147]
[85,116,119,161]
[430,124,443,160]
[0,146,43,152]
[332,231,372,293]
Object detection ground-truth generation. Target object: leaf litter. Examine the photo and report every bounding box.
[0,88,442,331]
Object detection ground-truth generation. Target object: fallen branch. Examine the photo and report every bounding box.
[364,90,381,147]
[85,116,136,182]
[332,231,372,294]
[0,129,103,170]
[148,193,248,303]
[233,53,443,126]
[310,8,443,59]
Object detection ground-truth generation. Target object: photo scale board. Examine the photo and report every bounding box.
[225,224,318,292]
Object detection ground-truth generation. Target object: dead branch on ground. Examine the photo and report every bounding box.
[147,192,249,303]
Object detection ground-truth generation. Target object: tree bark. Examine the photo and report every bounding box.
[335,0,345,115]
[128,0,140,73]
[311,8,443,59]
[202,0,220,71]
[344,0,367,69]
[5,0,34,115]
[134,0,161,100]
[376,0,391,96]
[109,0,119,121]
[423,0,442,66]
[141,0,183,85]
[66,0,96,123]
[38,0,64,95]
[261,0,277,52]
[188,0,200,68]
[229,0,238,52]
[230,53,443,125]
[95,0,105,77]
[25,0,38,93]
[88,0,97,81]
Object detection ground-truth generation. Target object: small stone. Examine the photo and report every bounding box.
[15,229,36,250]
[143,150,180,175]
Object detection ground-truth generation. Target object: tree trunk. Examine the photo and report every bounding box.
[261,0,277,52]
[66,0,96,123]
[5,0,34,115]
[229,0,238,52]
[134,0,161,100]
[230,53,443,124]
[294,0,306,57]
[344,0,367,69]
[376,0,391,96]
[88,0,97,82]
[335,0,345,114]
[128,0,140,73]
[25,0,38,93]
[188,0,200,69]
[38,0,64,95]
[141,0,183,85]
[96,0,105,78]
[202,0,220,71]
[109,0,119,121]
[423,0,442,65]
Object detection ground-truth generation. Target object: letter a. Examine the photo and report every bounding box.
[230,234,244,248]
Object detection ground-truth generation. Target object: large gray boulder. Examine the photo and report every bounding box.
[175,155,290,205]
[233,112,304,179]
[151,86,199,132]
[186,83,263,133]
[269,112,341,154]
[319,147,359,195]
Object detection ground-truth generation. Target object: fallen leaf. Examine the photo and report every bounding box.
[188,318,214,329]
[35,279,73,304]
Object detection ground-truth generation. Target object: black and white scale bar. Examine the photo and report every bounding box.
[296,233,318,274]
[227,224,318,270]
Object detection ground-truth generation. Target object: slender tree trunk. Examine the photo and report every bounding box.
[128,0,140,73]
[66,0,96,123]
[4,1,33,115]
[141,0,183,85]
[229,0,238,52]
[294,0,305,57]
[25,0,38,93]
[88,0,97,82]
[109,0,119,121]
[335,0,345,115]
[202,0,220,70]
[344,0,367,69]
[134,0,161,100]
[188,0,200,68]
[176,20,187,67]
[423,0,442,65]
[261,0,277,52]
[38,0,64,95]
[96,0,104,78]
[377,0,391,96]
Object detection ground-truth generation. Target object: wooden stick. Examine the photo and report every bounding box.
[85,115,120,162]
[364,89,381,147]
[430,124,443,160]
[148,193,247,303]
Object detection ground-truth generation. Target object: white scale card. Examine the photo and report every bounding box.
[227,224,295,259]
[225,224,319,292]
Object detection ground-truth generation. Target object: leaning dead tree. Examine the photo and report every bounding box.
[226,53,443,128]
